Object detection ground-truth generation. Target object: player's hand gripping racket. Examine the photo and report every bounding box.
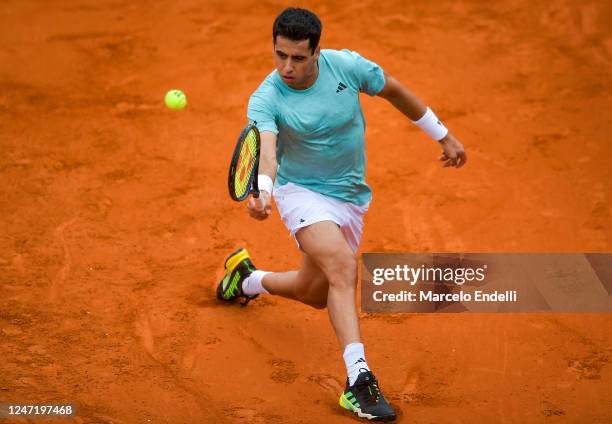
[228,122,261,202]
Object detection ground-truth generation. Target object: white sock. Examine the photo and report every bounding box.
[242,270,270,296]
[343,342,370,386]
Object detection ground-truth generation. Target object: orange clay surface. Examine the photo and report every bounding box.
[1,1,611,423]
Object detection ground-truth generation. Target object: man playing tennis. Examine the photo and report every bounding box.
[217,7,466,421]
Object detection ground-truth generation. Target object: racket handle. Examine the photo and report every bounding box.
[251,190,266,210]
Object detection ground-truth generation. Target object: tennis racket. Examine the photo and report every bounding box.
[228,122,260,202]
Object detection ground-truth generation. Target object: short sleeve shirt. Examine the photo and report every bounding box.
[247,49,385,206]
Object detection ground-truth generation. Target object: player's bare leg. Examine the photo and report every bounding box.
[215,245,330,309]
[262,254,329,309]
[294,221,361,347]
[294,221,395,420]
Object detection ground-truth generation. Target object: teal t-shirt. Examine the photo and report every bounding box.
[247,49,385,206]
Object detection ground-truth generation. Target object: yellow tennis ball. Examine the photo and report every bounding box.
[164,89,187,110]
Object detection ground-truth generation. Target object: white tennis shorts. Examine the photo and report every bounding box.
[273,182,370,253]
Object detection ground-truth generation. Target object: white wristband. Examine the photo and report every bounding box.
[413,107,448,141]
[258,174,274,195]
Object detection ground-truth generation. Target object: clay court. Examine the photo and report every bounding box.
[1,0,611,422]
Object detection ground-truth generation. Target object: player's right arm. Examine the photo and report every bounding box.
[246,130,277,221]
[247,77,279,220]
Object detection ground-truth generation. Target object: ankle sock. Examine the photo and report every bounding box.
[343,342,371,385]
[242,270,270,296]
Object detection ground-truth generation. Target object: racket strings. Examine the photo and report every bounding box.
[234,130,258,197]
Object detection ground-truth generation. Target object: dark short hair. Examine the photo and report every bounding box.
[273,8,322,54]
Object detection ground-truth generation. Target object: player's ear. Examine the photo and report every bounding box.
[314,44,321,59]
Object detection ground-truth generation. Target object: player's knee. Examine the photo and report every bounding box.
[325,253,357,289]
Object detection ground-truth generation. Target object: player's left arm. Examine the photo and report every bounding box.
[377,73,467,168]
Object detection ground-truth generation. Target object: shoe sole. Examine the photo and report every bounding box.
[339,393,396,422]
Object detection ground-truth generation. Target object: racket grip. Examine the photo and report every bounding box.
[251,190,266,210]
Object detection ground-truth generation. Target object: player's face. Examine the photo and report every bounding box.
[273,35,320,90]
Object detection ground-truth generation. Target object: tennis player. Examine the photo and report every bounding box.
[217,7,466,421]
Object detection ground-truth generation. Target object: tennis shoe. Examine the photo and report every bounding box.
[216,248,258,306]
[339,370,396,421]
